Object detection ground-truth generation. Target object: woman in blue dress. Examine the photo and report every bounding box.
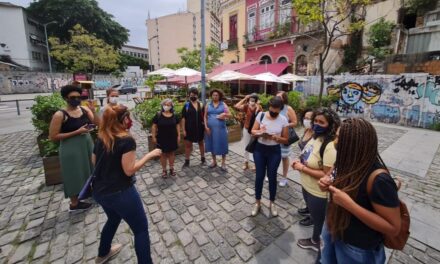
[204,89,231,171]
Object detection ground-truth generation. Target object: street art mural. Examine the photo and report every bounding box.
[302,74,440,128]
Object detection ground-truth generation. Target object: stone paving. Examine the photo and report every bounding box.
[0,121,439,264]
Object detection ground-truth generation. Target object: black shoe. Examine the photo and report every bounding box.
[69,201,92,212]
[298,207,310,216]
[182,160,190,168]
[299,216,314,227]
[201,157,206,164]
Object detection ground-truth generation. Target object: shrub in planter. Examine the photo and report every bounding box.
[134,97,184,130]
[258,94,273,111]
[31,93,66,137]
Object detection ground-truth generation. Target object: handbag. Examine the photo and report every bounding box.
[78,153,104,200]
[245,112,265,153]
[284,127,300,146]
[367,169,410,250]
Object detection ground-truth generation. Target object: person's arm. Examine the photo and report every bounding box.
[204,105,210,135]
[151,124,158,144]
[234,95,249,111]
[223,103,232,119]
[121,149,162,176]
[180,107,186,138]
[86,101,100,126]
[49,111,88,142]
[288,107,298,127]
[329,185,401,236]
[176,122,181,143]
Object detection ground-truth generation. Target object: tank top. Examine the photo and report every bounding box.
[60,107,91,133]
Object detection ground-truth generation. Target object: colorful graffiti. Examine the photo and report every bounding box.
[327,82,382,114]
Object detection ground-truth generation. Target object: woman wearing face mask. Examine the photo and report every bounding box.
[291,108,340,253]
[152,99,181,177]
[92,104,162,264]
[297,108,315,227]
[181,88,205,167]
[234,93,262,170]
[204,89,231,171]
[49,85,95,211]
[251,97,289,217]
[91,88,120,125]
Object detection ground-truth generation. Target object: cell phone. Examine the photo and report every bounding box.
[86,124,96,130]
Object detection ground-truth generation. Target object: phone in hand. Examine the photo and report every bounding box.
[86,124,96,130]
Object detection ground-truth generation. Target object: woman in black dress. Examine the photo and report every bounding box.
[181,88,205,167]
[152,98,181,177]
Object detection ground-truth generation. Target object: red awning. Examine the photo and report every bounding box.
[239,63,289,76]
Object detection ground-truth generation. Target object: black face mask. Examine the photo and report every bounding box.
[269,111,279,118]
[67,98,81,107]
[190,96,197,102]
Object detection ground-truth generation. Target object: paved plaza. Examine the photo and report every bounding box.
[0,120,440,263]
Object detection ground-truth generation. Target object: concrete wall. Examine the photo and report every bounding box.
[0,7,29,67]
[300,73,440,128]
[0,71,148,94]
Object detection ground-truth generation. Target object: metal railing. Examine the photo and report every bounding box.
[0,98,35,115]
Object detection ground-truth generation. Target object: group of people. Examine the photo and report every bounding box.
[48,84,402,264]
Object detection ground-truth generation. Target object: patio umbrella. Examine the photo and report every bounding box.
[147,68,176,92]
[210,70,255,95]
[174,67,201,88]
[253,72,289,94]
[280,73,308,91]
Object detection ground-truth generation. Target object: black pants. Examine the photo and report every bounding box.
[302,188,327,242]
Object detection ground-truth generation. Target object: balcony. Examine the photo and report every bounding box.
[227,38,238,51]
[244,22,295,47]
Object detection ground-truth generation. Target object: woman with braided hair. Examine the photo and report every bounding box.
[291,108,340,252]
[319,118,401,264]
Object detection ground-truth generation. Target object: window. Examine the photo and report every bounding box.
[259,2,275,30]
[248,10,256,41]
[32,51,41,61]
[279,0,292,25]
[229,14,238,42]
[260,55,272,64]
[278,56,288,63]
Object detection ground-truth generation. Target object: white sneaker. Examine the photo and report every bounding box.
[265,176,269,182]
[279,178,288,187]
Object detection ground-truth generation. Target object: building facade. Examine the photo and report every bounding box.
[120,45,149,62]
[0,2,49,71]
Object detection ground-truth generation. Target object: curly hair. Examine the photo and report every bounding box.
[60,85,82,99]
[209,89,225,101]
[312,108,341,158]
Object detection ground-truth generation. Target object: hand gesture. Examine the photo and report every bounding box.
[148,148,162,158]
[245,95,251,100]
[205,127,211,135]
[318,175,332,192]
[291,160,303,171]
[86,100,95,113]
[217,113,226,120]
[76,124,89,135]
[328,186,354,209]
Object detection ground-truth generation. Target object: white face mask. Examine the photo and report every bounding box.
[109,97,118,104]
[303,119,312,129]
[249,101,256,106]
[163,105,172,111]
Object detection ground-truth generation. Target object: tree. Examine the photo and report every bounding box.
[367,18,395,60]
[49,24,120,75]
[27,0,129,48]
[165,44,222,72]
[118,53,149,71]
[405,0,438,15]
[292,0,370,105]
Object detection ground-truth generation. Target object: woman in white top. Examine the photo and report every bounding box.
[251,97,289,217]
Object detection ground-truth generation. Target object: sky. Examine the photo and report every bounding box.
[9,0,187,48]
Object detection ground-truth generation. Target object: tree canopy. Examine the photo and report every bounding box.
[368,18,395,60]
[27,0,129,48]
[49,24,119,75]
[118,53,149,71]
[165,44,222,72]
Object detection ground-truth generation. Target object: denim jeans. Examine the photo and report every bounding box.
[302,188,327,242]
[253,142,281,201]
[93,185,153,264]
[321,224,386,264]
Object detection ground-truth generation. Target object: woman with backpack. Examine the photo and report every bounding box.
[234,93,262,170]
[291,108,340,252]
[151,98,181,177]
[318,118,402,264]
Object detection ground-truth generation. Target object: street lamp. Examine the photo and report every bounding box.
[43,21,57,93]
[148,35,158,71]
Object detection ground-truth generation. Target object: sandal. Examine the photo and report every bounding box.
[208,163,217,169]
[161,170,167,178]
[169,168,176,176]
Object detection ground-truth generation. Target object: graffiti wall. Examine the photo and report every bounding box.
[0,71,147,94]
[301,74,440,128]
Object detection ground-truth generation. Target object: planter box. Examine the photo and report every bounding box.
[42,155,63,186]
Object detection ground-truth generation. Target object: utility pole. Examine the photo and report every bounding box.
[201,0,207,105]
[43,21,57,93]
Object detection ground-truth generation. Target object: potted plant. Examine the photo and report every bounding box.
[31,93,65,185]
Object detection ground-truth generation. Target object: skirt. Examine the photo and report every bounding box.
[280,144,291,158]
[59,133,94,198]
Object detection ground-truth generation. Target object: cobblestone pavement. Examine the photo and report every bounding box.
[0,121,439,264]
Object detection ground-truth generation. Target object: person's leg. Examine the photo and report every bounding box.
[266,146,281,202]
[210,154,217,167]
[242,128,250,169]
[307,194,327,243]
[282,157,289,178]
[97,203,122,257]
[320,223,337,264]
[160,153,167,175]
[334,239,385,264]
[117,186,153,263]
[169,152,176,176]
[198,141,206,163]
[253,146,266,205]
[221,155,226,168]
[70,196,79,206]
[184,140,192,164]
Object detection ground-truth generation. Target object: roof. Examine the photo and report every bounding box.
[240,63,289,76]
[0,2,23,8]
[121,45,149,51]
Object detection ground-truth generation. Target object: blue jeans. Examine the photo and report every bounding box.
[253,142,281,201]
[321,224,386,264]
[93,185,153,264]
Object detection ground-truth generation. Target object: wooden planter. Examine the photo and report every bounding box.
[42,155,63,186]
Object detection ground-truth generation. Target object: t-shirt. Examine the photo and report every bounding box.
[93,136,137,195]
[243,105,258,129]
[256,112,288,146]
[341,162,400,249]
[300,137,336,198]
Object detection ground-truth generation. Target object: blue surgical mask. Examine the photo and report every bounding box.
[313,124,328,135]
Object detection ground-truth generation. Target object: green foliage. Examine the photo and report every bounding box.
[305,95,338,109]
[41,139,59,157]
[226,107,239,126]
[342,32,363,71]
[31,93,66,135]
[287,91,303,112]
[134,97,163,129]
[49,24,120,74]
[164,44,222,72]
[367,18,395,60]
[118,53,149,71]
[144,75,165,91]
[27,0,129,48]
[208,82,230,97]
[258,94,273,111]
[405,0,438,14]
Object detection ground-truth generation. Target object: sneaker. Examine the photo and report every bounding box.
[297,207,310,216]
[297,238,319,252]
[251,203,261,216]
[69,201,92,212]
[201,157,206,164]
[270,204,278,217]
[95,244,122,264]
[299,216,314,227]
[265,176,269,182]
[182,160,190,168]
[279,178,288,187]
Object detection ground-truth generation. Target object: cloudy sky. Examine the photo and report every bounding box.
[9,0,187,48]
